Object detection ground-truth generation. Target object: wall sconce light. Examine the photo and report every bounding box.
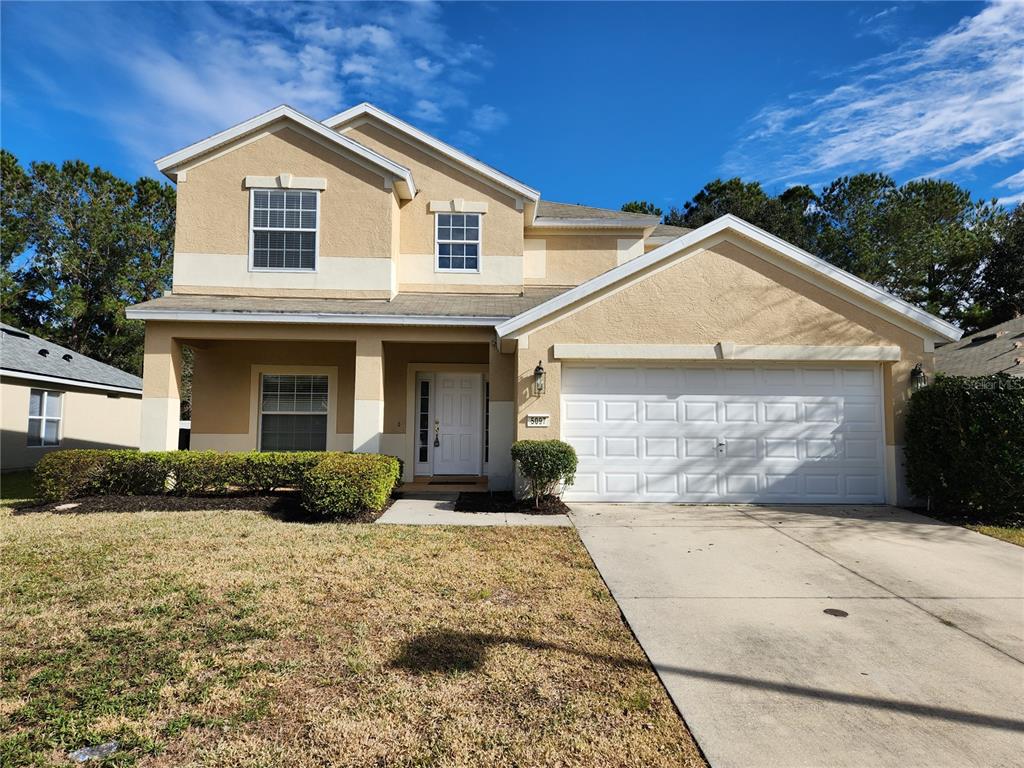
[533,361,546,395]
[910,363,928,392]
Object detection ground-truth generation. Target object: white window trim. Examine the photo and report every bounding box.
[255,368,334,452]
[434,211,482,274]
[28,389,63,448]
[248,188,321,274]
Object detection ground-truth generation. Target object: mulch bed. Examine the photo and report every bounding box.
[11,493,393,524]
[453,491,570,516]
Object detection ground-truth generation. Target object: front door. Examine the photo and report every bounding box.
[433,373,482,475]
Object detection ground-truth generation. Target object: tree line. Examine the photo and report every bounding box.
[623,175,1022,332]
[2,150,1021,378]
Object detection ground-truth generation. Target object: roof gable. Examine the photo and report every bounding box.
[323,103,539,202]
[155,105,416,199]
[497,214,963,342]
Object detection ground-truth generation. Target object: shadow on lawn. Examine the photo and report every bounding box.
[394,629,1024,733]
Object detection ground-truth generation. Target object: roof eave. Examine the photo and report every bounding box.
[124,307,503,327]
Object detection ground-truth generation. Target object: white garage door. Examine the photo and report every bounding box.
[561,364,886,503]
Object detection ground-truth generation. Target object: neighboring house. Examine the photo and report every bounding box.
[934,316,1024,378]
[0,324,142,470]
[127,102,962,505]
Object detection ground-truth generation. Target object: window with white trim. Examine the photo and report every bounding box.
[435,213,480,272]
[28,389,62,446]
[259,374,328,451]
[251,189,318,271]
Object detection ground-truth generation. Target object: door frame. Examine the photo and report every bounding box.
[405,363,489,479]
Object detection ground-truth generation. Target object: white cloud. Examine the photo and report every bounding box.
[726,1,1024,187]
[996,169,1024,188]
[3,1,504,175]
[470,104,508,132]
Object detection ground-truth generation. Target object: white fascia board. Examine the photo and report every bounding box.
[323,102,539,202]
[529,217,655,229]
[0,368,142,395]
[155,104,417,199]
[553,343,902,362]
[497,214,963,342]
[124,307,501,327]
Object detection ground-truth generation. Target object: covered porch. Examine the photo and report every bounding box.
[140,321,517,490]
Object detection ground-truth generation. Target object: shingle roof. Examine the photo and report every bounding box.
[934,316,1024,377]
[651,223,692,238]
[534,200,660,226]
[0,323,143,391]
[127,288,570,323]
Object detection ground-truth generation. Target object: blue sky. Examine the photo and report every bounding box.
[2,1,1022,211]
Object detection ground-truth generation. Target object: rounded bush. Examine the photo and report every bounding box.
[34,450,110,502]
[510,440,578,507]
[299,453,400,520]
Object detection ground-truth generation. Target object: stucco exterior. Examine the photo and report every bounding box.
[131,102,960,504]
[1,379,141,470]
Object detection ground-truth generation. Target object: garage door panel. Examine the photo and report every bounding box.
[562,363,885,504]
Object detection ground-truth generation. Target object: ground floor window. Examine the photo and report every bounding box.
[259,374,328,451]
[28,389,62,446]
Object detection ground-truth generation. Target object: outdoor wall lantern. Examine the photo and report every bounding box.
[533,361,547,395]
[910,363,928,392]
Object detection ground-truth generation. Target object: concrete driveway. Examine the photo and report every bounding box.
[572,504,1024,768]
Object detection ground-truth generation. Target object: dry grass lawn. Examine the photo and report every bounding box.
[1,508,704,768]
[968,524,1024,547]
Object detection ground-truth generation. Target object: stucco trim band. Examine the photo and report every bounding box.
[125,308,502,327]
[428,199,489,214]
[552,343,902,362]
[243,174,328,190]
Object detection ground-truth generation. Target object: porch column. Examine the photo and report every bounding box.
[487,341,516,490]
[140,324,183,451]
[353,336,385,453]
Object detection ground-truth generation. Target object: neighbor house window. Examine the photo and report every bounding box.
[28,389,62,446]
[435,213,480,272]
[251,189,318,271]
[259,374,328,451]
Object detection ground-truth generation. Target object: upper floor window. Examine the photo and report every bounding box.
[28,389,62,446]
[436,213,480,272]
[250,189,318,271]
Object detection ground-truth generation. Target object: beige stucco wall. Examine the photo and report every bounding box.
[342,120,526,292]
[173,123,396,297]
[1,378,141,470]
[522,231,645,286]
[513,237,930,451]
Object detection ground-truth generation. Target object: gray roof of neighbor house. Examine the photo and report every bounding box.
[126,288,571,324]
[934,316,1024,377]
[0,323,143,392]
[651,223,692,238]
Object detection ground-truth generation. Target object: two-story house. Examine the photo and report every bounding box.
[128,103,962,504]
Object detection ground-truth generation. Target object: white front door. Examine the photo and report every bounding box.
[433,373,482,475]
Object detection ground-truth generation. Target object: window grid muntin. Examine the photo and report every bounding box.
[28,389,62,447]
[259,374,328,452]
[251,189,318,271]
[435,212,480,272]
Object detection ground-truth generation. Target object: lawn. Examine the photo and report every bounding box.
[1,470,35,510]
[0,508,704,768]
[967,525,1024,547]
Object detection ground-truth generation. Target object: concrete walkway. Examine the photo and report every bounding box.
[572,503,1024,768]
[377,495,571,527]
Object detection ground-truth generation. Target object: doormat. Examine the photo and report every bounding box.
[428,480,477,485]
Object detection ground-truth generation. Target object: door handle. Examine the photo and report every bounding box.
[433,420,440,448]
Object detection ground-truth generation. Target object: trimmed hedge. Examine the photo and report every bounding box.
[299,453,401,520]
[904,373,1024,523]
[511,439,578,508]
[33,450,401,519]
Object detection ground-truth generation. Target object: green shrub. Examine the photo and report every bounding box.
[103,451,173,496]
[222,451,324,494]
[168,451,229,496]
[299,453,400,520]
[34,450,110,502]
[905,374,1024,523]
[510,440,578,508]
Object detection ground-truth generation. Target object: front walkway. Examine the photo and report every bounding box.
[377,495,571,527]
[572,503,1024,768]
